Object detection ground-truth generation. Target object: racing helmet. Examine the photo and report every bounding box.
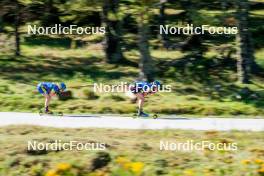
[60,82,66,91]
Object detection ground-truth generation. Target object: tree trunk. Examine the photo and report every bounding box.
[159,0,168,48]
[70,39,77,49]
[0,16,3,33]
[236,0,255,83]
[180,0,193,24]
[15,3,20,56]
[138,11,154,82]
[102,0,124,64]
[221,0,228,10]
[43,0,60,25]
[180,0,205,57]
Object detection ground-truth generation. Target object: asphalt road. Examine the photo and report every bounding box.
[0,112,264,131]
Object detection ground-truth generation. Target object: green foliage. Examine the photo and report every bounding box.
[83,89,99,100]
[0,0,263,115]
[104,94,126,101]
[90,152,111,171]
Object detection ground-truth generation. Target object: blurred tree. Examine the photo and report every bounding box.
[102,0,125,64]
[220,0,228,10]
[24,0,62,26]
[0,0,42,56]
[57,0,99,49]
[0,0,26,56]
[60,0,125,63]
[0,1,9,33]
[41,0,61,25]
[14,2,21,56]
[180,0,206,57]
[0,15,3,33]
[159,0,168,48]
[125,0,159,81]
[235,0,255,83]
[137,1,157,81]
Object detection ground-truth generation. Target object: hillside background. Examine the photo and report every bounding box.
[0,0,264,116]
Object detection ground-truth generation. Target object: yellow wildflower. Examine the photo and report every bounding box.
[56,163,71,171]
[254,159,264,164]
[116,156,132,170]
[258,167,264,173]
[203,168,212,173]
[116,157,129,165]
[183,169,194,176]
[130,162,144,174]
[241,159,251,165]
[123,162,132,170]
[45,170,59,176]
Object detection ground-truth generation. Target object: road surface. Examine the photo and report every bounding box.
[0,112,264,131]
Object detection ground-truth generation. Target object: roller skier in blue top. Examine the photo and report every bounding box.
[37,82,66,113]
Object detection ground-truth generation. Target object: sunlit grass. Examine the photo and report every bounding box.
[255,48,264,67]
[1,18,264,116]
[250,10,264,16]
[0,126,263,175]
[151,50,185,60]
[21,44,104,58]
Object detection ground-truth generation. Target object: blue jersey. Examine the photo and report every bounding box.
[131,81,153,93]
[37,82,60,94]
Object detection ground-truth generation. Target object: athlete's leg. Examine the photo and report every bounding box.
[37,84,47,111]
[136,93,145,114]
[44,94,51,112]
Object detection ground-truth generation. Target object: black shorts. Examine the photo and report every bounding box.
[130,87,143,94]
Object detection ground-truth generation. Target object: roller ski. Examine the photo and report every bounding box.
[126,80,161,119]
[39,108,63,116]
[133,111,158,119]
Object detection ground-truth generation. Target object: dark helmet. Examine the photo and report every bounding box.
[60,82,66,91]
[152,80,161,86]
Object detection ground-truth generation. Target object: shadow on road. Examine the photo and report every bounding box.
[157,117,196,120]
[57,114,197,120]
[64,115,102,118]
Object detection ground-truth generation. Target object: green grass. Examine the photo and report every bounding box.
[0,125,263,176]
[0,38,264,115]
[0,6,264,116]
[256,49,264,68]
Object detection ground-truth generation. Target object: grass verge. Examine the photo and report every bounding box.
[0,125,263,175]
